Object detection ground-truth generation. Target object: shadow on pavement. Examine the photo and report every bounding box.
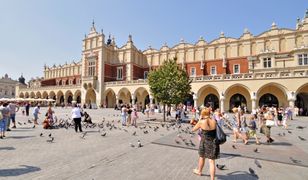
[264,142,292,146]
[0,165,41,177]
[6,136,35,139]
[217,171,259,180]
[0,147,15,151]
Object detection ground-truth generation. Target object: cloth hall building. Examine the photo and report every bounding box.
[16,10,308,113]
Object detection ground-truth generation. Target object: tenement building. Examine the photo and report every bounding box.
[17,10,308,113]
[1,74,25,98]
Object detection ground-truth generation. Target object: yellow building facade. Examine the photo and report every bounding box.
[16,10,308,113]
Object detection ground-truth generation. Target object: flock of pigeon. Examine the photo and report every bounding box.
[16,114,307,178]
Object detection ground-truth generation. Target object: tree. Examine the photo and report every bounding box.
[147,58,192,121]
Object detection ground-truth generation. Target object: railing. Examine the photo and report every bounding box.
[105,79,148,85]
[21,70,308,89]
[105,70,308,86]
[19,84,81,91]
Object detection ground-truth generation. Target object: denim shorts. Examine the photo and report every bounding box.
[0,119,5,132]
[10,114,16,122]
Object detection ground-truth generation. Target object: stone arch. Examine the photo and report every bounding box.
[49,91,56,100]
[204,94,219,110]
[295,83,308,116]
[36,92,42,98]
[85,88,96,106]
[104,88,116,108]
[65,90,73,104]
[197,85,220,108]
[74,90,81,104]
[133,87,149,108]
[30,92,35,98]
[19,92,24,98]
[57,91,64,105]
[225,84,251,112]
[117,87,132,105]
[257,83,288,108]
[25,92,29,98]
[259,93,279,107]
[42,91,48,99]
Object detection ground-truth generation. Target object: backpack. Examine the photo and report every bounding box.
[215,123,227,145]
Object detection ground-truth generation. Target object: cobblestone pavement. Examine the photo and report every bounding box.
[0,107,308,180]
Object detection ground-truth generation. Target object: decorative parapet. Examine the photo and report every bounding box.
[105,70,308,86]
[18,84,81,92]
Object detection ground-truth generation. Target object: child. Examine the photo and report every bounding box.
[247,115,260,145]
[132,108,138,127]
[240,111,249,145]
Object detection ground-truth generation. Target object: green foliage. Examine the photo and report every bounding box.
[148,58,192,106]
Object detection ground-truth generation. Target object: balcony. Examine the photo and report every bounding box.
[82,76,98,89]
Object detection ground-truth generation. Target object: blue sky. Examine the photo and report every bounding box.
[0,0,307,81]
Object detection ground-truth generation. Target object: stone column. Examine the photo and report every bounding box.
[220,97,225,112]
[131,95,136,106]
[149,95,154,105]
[288,99,295,108]
[251,98,256,111]
[116,95,119,105]
[193,94,198,108]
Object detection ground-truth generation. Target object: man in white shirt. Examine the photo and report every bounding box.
[8,102,19,129]
[72,103,82,132]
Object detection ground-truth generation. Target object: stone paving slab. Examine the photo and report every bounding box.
[152,123,308,167]
[1,108,308,180]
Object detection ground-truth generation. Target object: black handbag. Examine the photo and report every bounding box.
[215,124,227,145]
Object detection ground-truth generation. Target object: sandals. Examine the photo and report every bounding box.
[193,169,202,176]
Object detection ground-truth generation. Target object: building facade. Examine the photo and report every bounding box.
[17,10,308,113]
[1,74,25,98]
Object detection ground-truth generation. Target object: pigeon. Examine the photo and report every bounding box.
[28,119,32,123]
[298,136,306,141]
[32,125,36,128]
[175,139,180,144]
[130,143,135,148]
[24,122,26,125]
[101,132,106,137]
[190,140,195,147]
[290,157,301,164]
[137,140,142,148]
[232,145,237,149]
[254,159,262,168]
[216,164,226,170]
[277,133,282,136]
[132,131,136,136]
[287,130,292,134]
[18,122,22,125]
[253,148,259,153]
[296,126,306,129]
[47,137,54,143]
[143,130,149,134]
[81,132,87,138]
[248,167,257,177]
[123,129,128,132]
[282,132,286,136]
[48,133,52,137]
[40,133,43,137]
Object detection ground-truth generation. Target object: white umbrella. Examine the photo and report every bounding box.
[47,99,56,102]
[16,97,25,102]
[36,98,45,102]
[0,98,10,102]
